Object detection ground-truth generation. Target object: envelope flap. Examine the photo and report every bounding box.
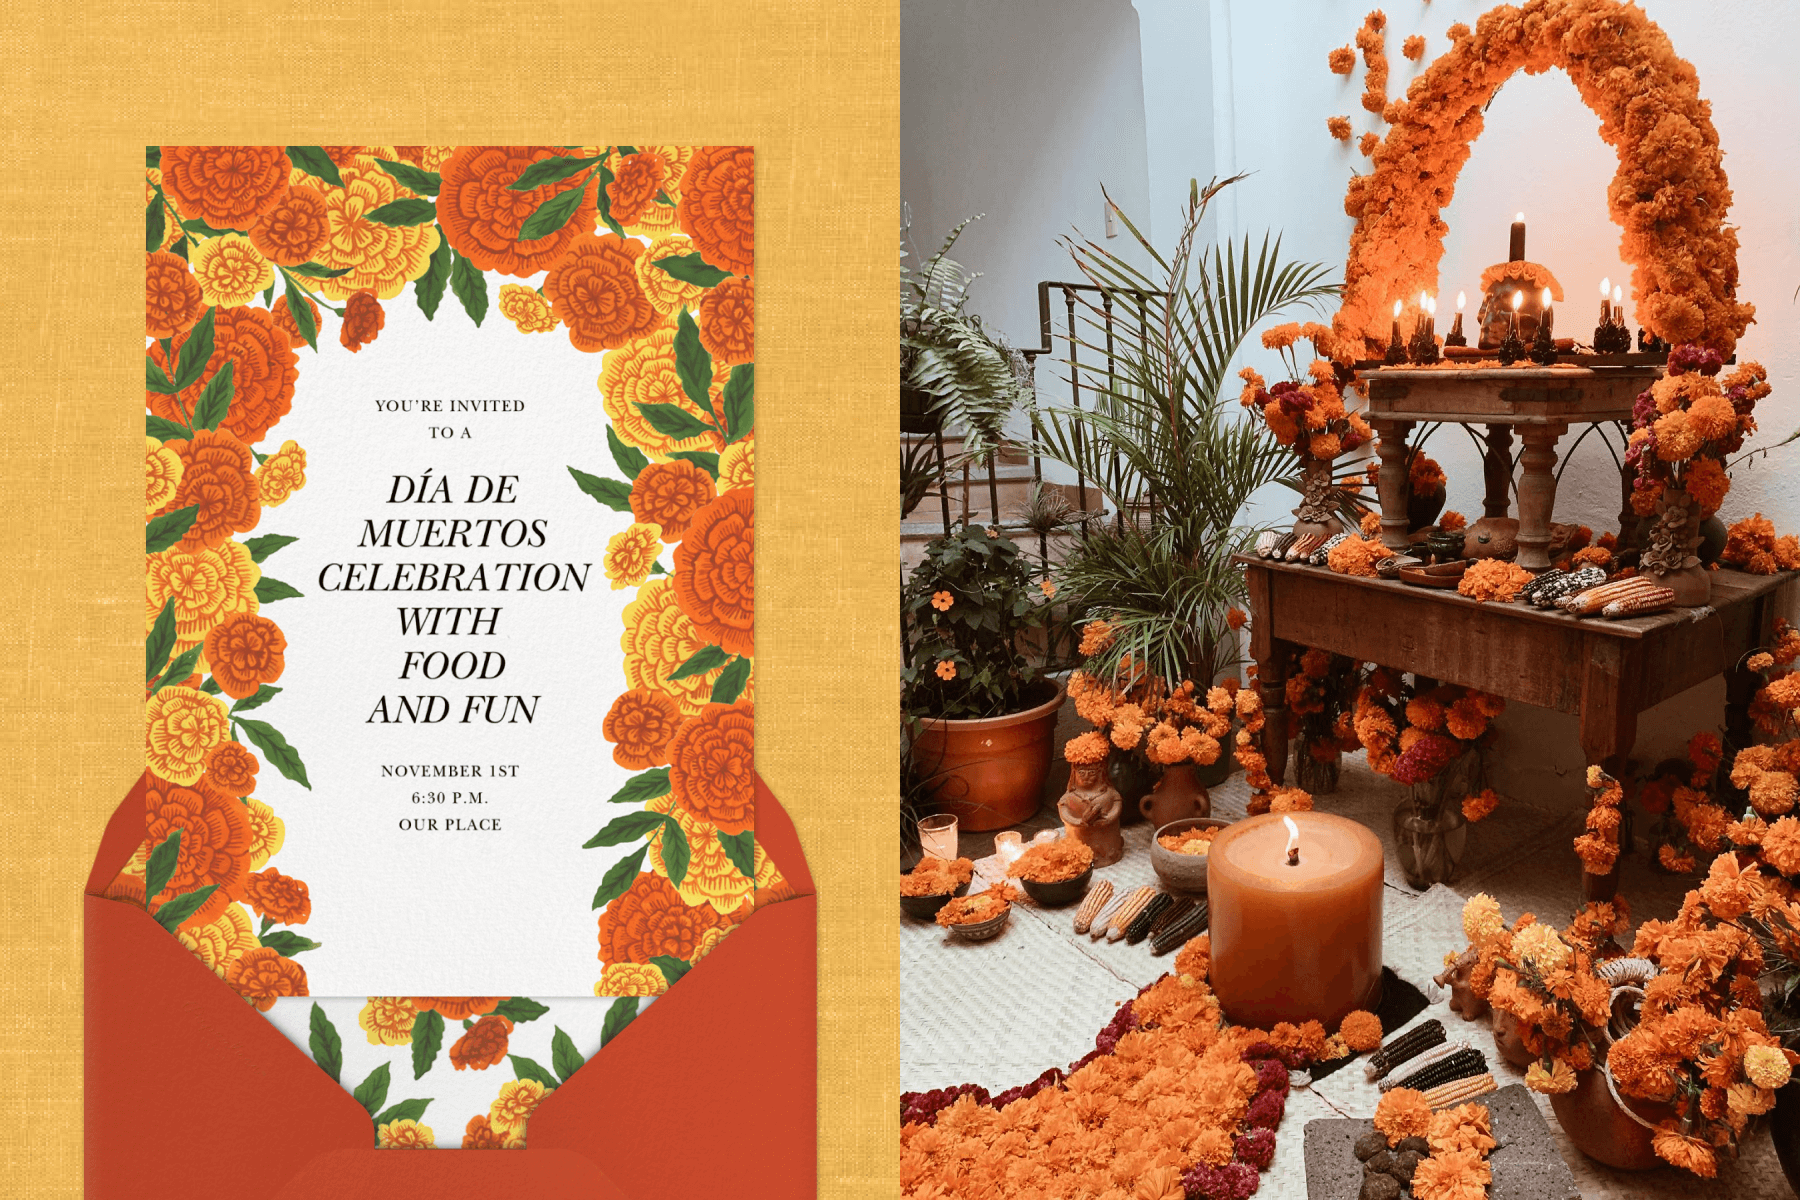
[85,772,147,896]
[753,771,813,897]
[271,1148,628,1197]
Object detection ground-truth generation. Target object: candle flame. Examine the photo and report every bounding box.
[1393,299,1402,318]
[1427,295,1436,314]
[1600,276,1611,297]
[1541,287,1553,309]
[1418,290,1428,310]
[1282,816,1300,860]
[1456,290,1466,311]
[1515,211,1525,223]
[1511,289,1524,311]
[1613,285,1623,304]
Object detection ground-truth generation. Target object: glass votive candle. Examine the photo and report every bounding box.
[918,814,959,861]
[993,831,1024,867]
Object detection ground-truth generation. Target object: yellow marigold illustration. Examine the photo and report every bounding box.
[394,145,456,173]
[176,904,260,978]
[719,434,754,492]
[244,796,285,869]
[146,686,232,786]
[488,1079,546,1138]
[255,440,307,507]
[605,522,663,590]
[646,791,754,915]
[360,996,419,1046]
[377,1119,434,1149]
[598,325,728,459]
[302,155,442,300]
[636,235,707,317]
[146,436,184,515]
[691,923,731,964]
[145,540,261,675]
[497,283,558,334]
[597,961,668,997]
[191,234,275,309]
[748,839,797,913]
[620,578,755,718]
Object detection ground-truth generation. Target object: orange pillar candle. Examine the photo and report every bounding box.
[1207,812,1384,1029]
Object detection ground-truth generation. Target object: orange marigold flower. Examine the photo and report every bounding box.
[303,155,442,300]
[1040,578,1056,598]
[1327,535,1388,578]
[1457,559,1533,603]
[497,283,558,334]
[339,290,385,352]
[143,772,254,925]
[248,183,331,266]
[1328,116,1353,141]
[226,945,308,1012]
[1652,1122,1717,1177]
[629,459,717,543]
[160,146,292,230]
[203,612,287,700]
[674,487,754,657]
[461,1113,523,1150]
[668,700,754,833]
[607,150,669,227]
[270,292,321,349]
[1461,788,1500,822]
[699,274,754,365]
[449,1013,514,1071]
[148,305,298,445]
[411,997,503,1020]
[598,870,726,964]
[1402,34,1426,60]
[200,739,259,797]
[543,233,661,353]
[436,145,599,278]
[1079,619,1115,656]
[1373,1087,1433,1146]
[1328,45,1356,73]
[678,146,754,275]
[153,428,260,552]
[146,251,205,338]
[1225,606,1247,631]
[1339,1009,1383,1052]
[603,687,683,770]
[146,687,232,788]
[239,868,311,925]
[394,146,456,173]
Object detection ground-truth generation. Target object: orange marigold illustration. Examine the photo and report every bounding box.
[394,146,457,173]
[255,439,307,506]
[191,234,275,309]
[497,283,558,334]
[543,232,661,353]
[598,870,726,965]
[359,996,418,1046]
[603,688,684,770]
[240,867,311,925]
[677,146,754,276]
[449,1013,514,1071]
[376,1119,434,1149]
[175,904,260,978]
[719,434,753,492]
[488,1079,546,1139]
[699,274,753,365]
[411,997,503,1020]
[145,540,260,675]
[303,155,442,300]
[204,612,287,700]
[201,739,259,796]
[636,234,707,317]
[248,183,331,266]
[607,150,669,227]
[604,522,663,589]
[597,961,668,996]
[606,145,695,238]
[143,772,253,923]
[243,797,284,870]
[461,1113,524,1150]
[146,436,184,515]
[146,688,233,788]
[674,487,754,656]
[339,290,385,352]
[668,701,755,834]
[436,145,598,277]
[148,305,299,445]
[599,324,728,459]
[156,428,261,551]
[646,790,754,915]
[620,578,753,719]
[160,146,292,230]
[630,459,717,542]
[271,292,321,349]
[226,945,308,1012]
[146,251,205,338]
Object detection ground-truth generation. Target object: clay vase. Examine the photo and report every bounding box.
[1489,1009,1535,1068]
[1140,763,1209,829]
[1109,749,1155,826]
[1548,1067,1667,1171]
[1059,759,1124,867]
[1771,1081,1800,1193]
[1640,483,1712,606]
[913,679,1067,831]
[1582,864,1621,903]
[1291,456,1342,542]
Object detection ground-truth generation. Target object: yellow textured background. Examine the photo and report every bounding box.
[0,4,898,1196]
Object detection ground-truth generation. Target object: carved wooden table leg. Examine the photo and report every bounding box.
[1577,636,1639,780]
[1482,424,1513,519]
[1515,422,1567,571]
[1244,563,1291,785]
[1373,418,1415,553]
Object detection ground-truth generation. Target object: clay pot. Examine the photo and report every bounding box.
[1771,1081,1800,1193]
[1140,763,1209,828]
[912,680,1066,832]
[1582,864,1621,903]
[1548,1067,1668,1171]
[1463,516,1518,561]
[1149,816,1233,895]
[1059,758,1124,866]
[1110,750,1156,825]
[1292,456,1343,542]
[1490,1009,1535,1068]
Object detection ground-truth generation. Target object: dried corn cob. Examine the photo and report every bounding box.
[1272,531,1298,560]
[1073,879,1115,935]
[1391,1046,1486,1094]
[1151,902,1210,955]
[1422,1072,1497,1109]
[1255,531,1282,559]
[1104,886,1157,942]
[1515,567,1565,604]
[1532,565,1604,607]
[1562,577,1663,616]
[1287,533,1325,562]
[1309,532,1349,566]
[1376,1037,1468,1089]
[1365,1020,1447,1081]
[1603,586,1675,619]
[1124,892,1174,944]
[1087,891,1130,940]
[1148,896,1196,937]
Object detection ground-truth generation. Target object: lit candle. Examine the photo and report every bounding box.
[918,813,959,861]
[1613,284,1624,327]
[1385,299,1407,365]
[1541,287,1554,336]
[993,831,1024,867]
[1509,211,1526,261]
[1207,811,1384,1028]
[1598,277,1612,327]
[1445,291,1466,346]
[1499,288,1525,366]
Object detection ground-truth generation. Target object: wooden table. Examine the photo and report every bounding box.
[1241,556,1797,782]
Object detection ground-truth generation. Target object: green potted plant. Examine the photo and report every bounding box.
[902,522,1063,831]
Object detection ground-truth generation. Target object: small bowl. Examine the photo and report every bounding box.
[947,906,1012,942]
[1151,817,1233,895]
[900,880,969,921]
[1017,866,1093,908]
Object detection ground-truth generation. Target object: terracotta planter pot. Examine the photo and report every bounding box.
[913,680,1066,832]
[1548,1066,1668,1171]
[1140,763,1210,828]
[1490,1009,1535,1068]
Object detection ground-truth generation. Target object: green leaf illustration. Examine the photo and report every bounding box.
[668,450,720,478]
[723,364,754,445]
[192,360,234,432]
[171,307,216,393]
[650,955,692,987]
[710,656,752,704]
[669,645,729,681]
[243,533,298,562]
[152,884,217,933]
[254,576,303,603]
[181,219,235,238]
[415,234,451,321]
[566,467,632,512]
[144,829,181,904]
[364,198,438,227]
[450,251,488,326]
[150,644,204,695]
[591,847,647,910]
[146,147,161,169]
[607,427,650,480]
[594,159,625,239]
[508,1055,559,1091]
[658,815,690,886]
[352,1062,391,1116]
[654,253,730,288]
[260,929,321,957]
[146,355,179,396]
[719,829,756,880]
[583,812,664,850]
[492,997,550,1024]
[309,1002,343,1083]
[372,1097,432,1129]
[234,717,311,789]
[673,309,715,418]
[146,505,199,554]
[282,274,318,351]
[285,146,344,190]
[600,997,639,1048]
[286,261,353,279]
[637,403,713,440]
[371,159,442,195]
[230,684,283,714]
[608,768,671,804]
[551,1026,586,1084]
[146,198,166,253]
[146,598,177,681]
[146,414,189,441]
[411,1009,445,1080]
[199,677,221,695]
[508,155,600,191]
[517,184,588,242]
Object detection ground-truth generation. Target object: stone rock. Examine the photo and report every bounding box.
[1354,1131,1389,1161]
[1358,1174,1402,1200]
[1390,1149,1421,1184]
[1395,1135,1430,1157]
[1365,1149,1395,1175]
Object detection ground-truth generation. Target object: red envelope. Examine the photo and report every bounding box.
[85,772,815,1199]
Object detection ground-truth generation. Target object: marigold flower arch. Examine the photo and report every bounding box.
[1332,0,1755,361]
